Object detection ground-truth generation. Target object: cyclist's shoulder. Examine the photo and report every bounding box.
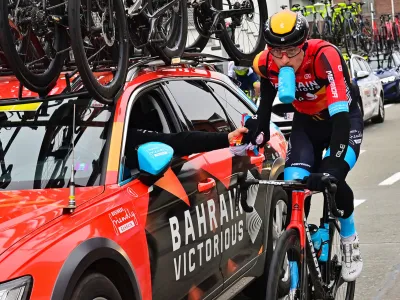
[306,39,342,58]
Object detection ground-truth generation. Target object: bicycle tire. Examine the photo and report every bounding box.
[343,19,357,56]
[266,228,308,300]
[0,0,68,95]
[69,0,129,104]
[186,6,210,52]
[328,222,356,299]
[322,17,333,43]
[149,0,188,63]
[218,0,268,64]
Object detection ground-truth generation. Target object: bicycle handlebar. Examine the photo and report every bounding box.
[235,172,344,218]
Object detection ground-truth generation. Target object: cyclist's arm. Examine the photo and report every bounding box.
[316,46,351,181]
[243,77,276,144]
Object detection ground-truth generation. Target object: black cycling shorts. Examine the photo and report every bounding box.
[284,107,364,180]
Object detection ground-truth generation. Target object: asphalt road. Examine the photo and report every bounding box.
[233,102,400,300]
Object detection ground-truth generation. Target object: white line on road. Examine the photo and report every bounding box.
[385,104,393,108]
[379,172,400,186]
[360,150,366,155]
[354,199,366,207]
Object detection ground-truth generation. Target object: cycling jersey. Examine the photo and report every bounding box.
[250,39,362,183]
[253,39,357,116]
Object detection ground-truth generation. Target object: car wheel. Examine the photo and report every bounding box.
[242,187,289,299]
[71,273,122,300]
[371,94,385,123]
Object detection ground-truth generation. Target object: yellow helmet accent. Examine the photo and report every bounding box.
[270,10,297,35]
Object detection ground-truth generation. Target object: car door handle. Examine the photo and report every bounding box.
[198,178,216,192]
[251,154,265,166]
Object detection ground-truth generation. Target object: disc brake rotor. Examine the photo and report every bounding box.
[101,9,115,47]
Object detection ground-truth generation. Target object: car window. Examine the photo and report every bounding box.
[351,59,362,75]
[0,97,112,190]
[360,59,371,72]
[206,81,253,128]
[164,80,232,133]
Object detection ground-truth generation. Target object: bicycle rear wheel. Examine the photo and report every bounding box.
[343,19,357,56]
[0,0,68,95]
[266,228,308,300]
[217,0,268,64]
[68,0,129,104]
[148,0,188,63]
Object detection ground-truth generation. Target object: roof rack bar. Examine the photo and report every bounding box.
[0,91,90,107]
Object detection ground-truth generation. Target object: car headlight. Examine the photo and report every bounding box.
[0,276,32,300]
[380,76,396,84]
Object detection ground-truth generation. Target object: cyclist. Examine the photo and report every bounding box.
[244,10,363,281]
[228,61,260,102]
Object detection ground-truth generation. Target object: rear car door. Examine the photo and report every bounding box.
[120,85,224,300]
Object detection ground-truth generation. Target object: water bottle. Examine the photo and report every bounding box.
[309,223,330,262]
[318,223,330,262]
[278,66,296,104]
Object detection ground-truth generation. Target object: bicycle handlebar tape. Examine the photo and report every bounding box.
[278,66,296,104]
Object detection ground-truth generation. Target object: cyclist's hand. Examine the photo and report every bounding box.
[303,173,338,192]
[241,114,269,147]
[228,127,248,144]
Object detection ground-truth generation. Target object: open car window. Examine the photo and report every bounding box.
[0,97,112,190]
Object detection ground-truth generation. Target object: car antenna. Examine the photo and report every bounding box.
[63,101,77,214]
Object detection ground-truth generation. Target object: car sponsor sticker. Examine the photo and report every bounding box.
[109,205,139,235]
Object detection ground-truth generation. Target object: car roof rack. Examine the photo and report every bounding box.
[0,52,234,106]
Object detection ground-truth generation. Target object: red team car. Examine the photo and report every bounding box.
[0,57,288,300]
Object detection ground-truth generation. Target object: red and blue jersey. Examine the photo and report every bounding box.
[253,39,354,117]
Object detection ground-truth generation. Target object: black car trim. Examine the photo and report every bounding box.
[51,237,142,300]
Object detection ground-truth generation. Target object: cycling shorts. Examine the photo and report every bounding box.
[284,106,364,180]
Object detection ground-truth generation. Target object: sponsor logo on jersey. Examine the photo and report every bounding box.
[326,70,338,98]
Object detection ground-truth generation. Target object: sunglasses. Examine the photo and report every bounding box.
[270,47,302,58]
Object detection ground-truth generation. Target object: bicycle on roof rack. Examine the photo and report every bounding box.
[0,0,267,104]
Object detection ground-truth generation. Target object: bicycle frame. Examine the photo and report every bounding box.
[286,187,344,297]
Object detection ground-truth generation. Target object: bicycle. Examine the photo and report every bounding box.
[236,172,356,299]
[186,0,268,65]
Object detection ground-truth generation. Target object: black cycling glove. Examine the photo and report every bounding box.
[242,114,269,147]
[303,173,338,192]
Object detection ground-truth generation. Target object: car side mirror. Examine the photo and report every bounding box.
[137,142,174,185]
[356,70,369,79]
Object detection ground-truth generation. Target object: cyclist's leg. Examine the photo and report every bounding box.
[284,114,317,217]
[321,109,364,281]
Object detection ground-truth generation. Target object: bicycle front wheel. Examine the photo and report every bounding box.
[266,228,308,300]
[328,222,356,300]
[217,0,268,64]
[69,0,129,104]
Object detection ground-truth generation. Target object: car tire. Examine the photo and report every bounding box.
[242,187,289,299]
[71,273,122,300]
[371,94,385,123]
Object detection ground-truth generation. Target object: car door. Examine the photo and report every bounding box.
[119,85,224,300]
[352,57,373,118]
[163,78,264,291]
[204,80,271,285]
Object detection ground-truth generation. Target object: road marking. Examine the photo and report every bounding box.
[354,199,366,207]
[360,150,366,155]
[384,104,393,108]
[379,172,400,186]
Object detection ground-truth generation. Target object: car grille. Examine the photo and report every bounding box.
[272,103,295,117]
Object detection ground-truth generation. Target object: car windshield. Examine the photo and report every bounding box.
[369,55,395,70]
[0,96,112,191]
